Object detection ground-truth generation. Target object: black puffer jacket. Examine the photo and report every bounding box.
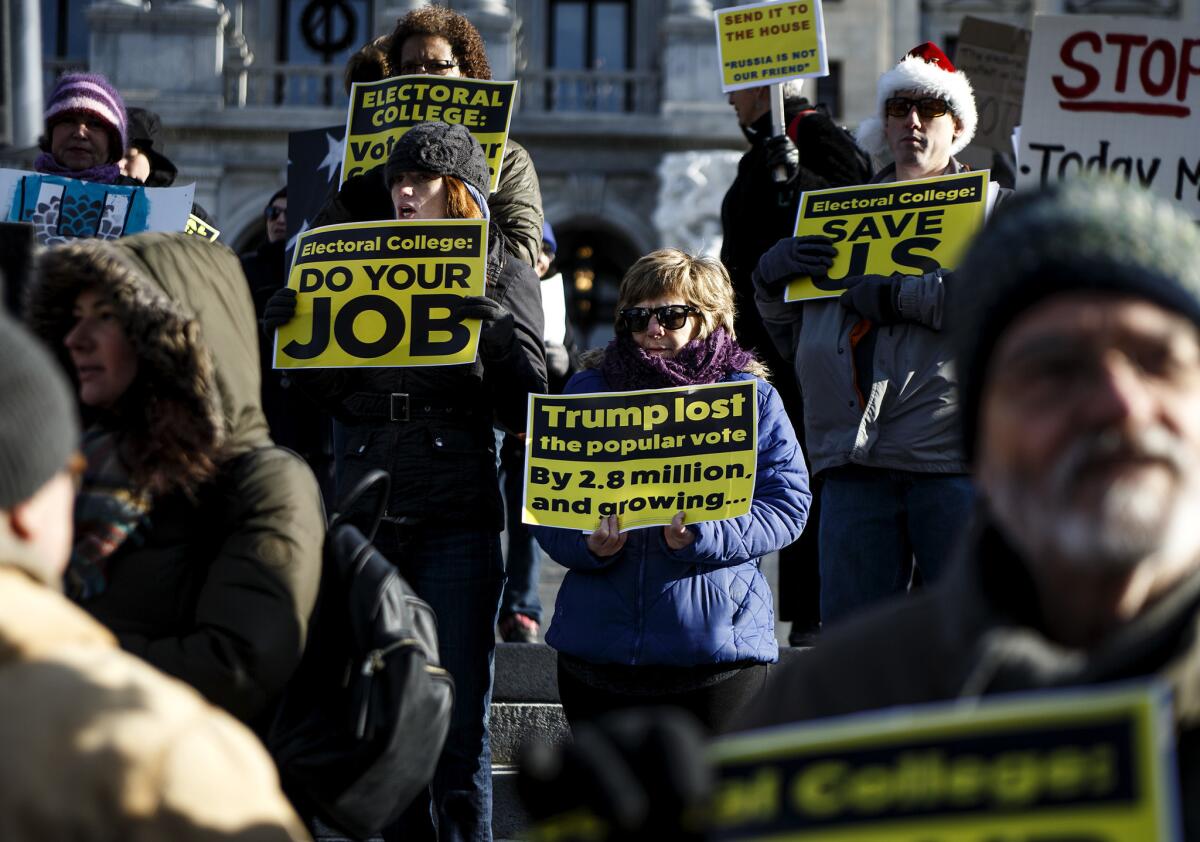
[314,139,543,267]
[720,102,869,362]
[291,223,547,531]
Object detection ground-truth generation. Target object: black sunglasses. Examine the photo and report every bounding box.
[265,205,286,220]
[616,305,698,333]
[884,96,950,119]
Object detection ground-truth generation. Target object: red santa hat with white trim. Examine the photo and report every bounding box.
[855,42,977,164]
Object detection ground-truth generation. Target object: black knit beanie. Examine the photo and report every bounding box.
[0,309,78,508]
[954,178,1200,461]
[383,121,490,197]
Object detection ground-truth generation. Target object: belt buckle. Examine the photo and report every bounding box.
[389,393,410,422]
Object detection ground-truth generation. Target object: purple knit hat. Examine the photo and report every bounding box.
[43,72,128,163]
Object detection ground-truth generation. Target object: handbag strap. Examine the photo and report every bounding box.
[329,469,390,544]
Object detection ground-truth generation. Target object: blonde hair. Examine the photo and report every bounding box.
[615,249,768,378]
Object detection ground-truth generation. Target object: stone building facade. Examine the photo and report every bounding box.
[4,0,1192,343]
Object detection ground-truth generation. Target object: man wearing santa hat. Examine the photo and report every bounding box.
[751,44,1003,628]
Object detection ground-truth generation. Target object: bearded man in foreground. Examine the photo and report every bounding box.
[736,179,1200,836]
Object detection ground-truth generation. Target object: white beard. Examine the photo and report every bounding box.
[986,426,1200,574]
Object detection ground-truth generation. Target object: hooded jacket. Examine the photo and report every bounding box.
[27,233,324,726]
[0,534,308,841]
[533,368,810,667]
[733,516,1200,837]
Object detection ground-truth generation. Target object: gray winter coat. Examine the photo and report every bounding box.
[755,159,998,475]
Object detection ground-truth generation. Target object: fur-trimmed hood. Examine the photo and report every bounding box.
[27,233,269,491]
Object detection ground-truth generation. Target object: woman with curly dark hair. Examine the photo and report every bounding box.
[387,4,491,80]
[330,5,544,269]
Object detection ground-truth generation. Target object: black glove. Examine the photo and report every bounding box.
[263,286,298,330]
[752,235,837,291]
[452,295,514,358]
[839,273,904,324]
[519,708,712,842]
[764,134,799,184]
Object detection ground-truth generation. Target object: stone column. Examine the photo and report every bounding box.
[375,1,425,41]
[660,0,719,115]
[459,0,516,82]
[10,0,44,147]
[88,0,228,107]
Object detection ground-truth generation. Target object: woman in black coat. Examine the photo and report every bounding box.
[266,121,546,842]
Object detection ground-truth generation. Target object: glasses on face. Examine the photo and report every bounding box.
[265,205,286,221]
[884,97,950,119]
[993,338,1200,412]
[616,305,698,334]
[399,60,458,75]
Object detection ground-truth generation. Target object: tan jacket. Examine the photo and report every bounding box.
[0,542,310,842]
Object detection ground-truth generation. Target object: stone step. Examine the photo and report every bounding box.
[489,643,811,839]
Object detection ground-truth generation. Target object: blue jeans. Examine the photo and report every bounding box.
[818,465,974,627]
[379,523,504,842]
[496,431,543,623]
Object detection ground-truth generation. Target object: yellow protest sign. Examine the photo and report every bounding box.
[273,219,487,369]
[523,381,758,532]
[184,213,219,241]
[341,76,517,191]
[785,170,991,302]
[709,682,1181,841]
[714,0,828,92]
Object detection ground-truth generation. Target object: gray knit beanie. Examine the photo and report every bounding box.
[384,121,490,197]
[0,307,79,508]
[954,178,1200,460]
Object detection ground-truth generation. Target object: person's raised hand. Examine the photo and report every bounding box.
[663,512,696,550]
[586,514,627,557]
[263,286,298,330]
[451,295,514,358]
[764,134,800,184]
[752,235,837,291]
[839,273,904,324]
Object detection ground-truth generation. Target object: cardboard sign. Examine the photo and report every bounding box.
[1017,14,1200,219]
[710,682,1182,841]
[714,0,828,92]
[784,171,991,302]
[0,169,194,246]
[341,76,517,191]
[954,16,1031,154]
[523,381,758,532]
[273,219,487,369]
[184,213,220,241]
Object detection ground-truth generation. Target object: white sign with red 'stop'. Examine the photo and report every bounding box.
[1017,15,1200,219]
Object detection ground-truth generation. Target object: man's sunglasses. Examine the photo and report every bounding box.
[616,305,698,333]
[265,205,286,220]
[884,97,950,119]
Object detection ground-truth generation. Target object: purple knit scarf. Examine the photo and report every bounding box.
[34,152,122,184]
[601,328,757,390]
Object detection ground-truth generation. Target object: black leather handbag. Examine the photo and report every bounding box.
[269,469,454,839]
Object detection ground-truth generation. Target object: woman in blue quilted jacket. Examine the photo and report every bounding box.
[533,249,811,733]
